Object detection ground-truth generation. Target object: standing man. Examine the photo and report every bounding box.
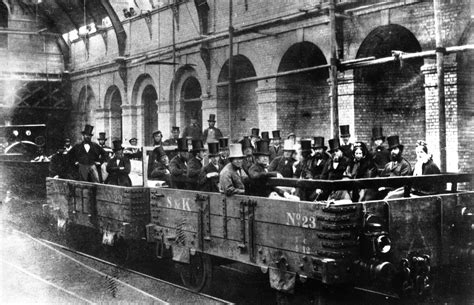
[339,125,353,161]
[148,130,166,178]
[105,140,132,187]
[321,138,349,181]
[240,136,255,176]
[380,135,412,177]
[198,141,221,192]
[169,138,189,189]
[269,130,283,161]
[218,137,230,168]
[98,132,110,149]
[202,114,223,144]
[187,139,206,190]
[268,139,296,178]
[250,128,260,149]
[182,118,202,140]
[371,127,390,173]
[164,126,180,145]
[219,143,248,196]
[69,124,107,183]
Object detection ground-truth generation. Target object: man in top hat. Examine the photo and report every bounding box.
[250,128,260,149]
[182,118,202,140]
[218,137,230,168]
[380,135,412,177]
[69,124,108,183]
[187,139,207,190]
[97,132,113,177]
[105,140,132,187]
[371,127,390,173]
[294,139,313,180]
[98,132,110,149]
[248,140,283,197]
[240,136,255,176]
[149,150,171,186]
[202,114,223,144]
[198,141,221,192]
[269,130,283,162]
[49,142,70,179]
[124,137,142,160]
[164,127,180,146]
[268,139,296,178]
[169,138,189,189]
[321,138,349,181]
[308,136,329,180]
[219,143,248,196]
[339,125,353,161]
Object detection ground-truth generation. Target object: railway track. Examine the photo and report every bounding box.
[0,226,233,305]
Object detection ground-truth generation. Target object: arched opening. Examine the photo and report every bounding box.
[0,2,8,28]
[74,85,96,141]
[181,76,202,130]
[105,86,122,141]
[276,42,329,139]
[456,25,474,173]
[217,55,257,139]
[355,24,424,160]
[143,85,158,146]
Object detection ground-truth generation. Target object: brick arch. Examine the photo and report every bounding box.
[171,65,203,130]
[276,41,329,139]
[217,55,258,139]
[131,73,156,106]
[354,24,424,162]
[104,85,122,141]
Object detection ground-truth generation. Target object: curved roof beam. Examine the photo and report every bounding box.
[99,0,127,56]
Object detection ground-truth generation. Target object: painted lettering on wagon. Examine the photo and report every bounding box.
[286,212,317,229]
[166,197,192,211]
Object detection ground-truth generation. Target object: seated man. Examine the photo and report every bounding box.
[248,140,283,197]
[198,141,221,192]
[187,139,206,190]
[219,143,248,196]
[169,138,189,189]
[268,139,295,178]
[149,152,171,186]
[105,140,132,187]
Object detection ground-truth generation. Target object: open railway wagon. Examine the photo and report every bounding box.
[45,172,473,298]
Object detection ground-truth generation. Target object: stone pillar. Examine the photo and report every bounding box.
[421,62,459,172]
[337,70,356,141]
[94,108,110,144]
[158,99,172,138]
[121,104,139,145]
[256,79,278,132]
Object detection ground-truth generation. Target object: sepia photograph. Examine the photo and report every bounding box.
[0,0,473,304]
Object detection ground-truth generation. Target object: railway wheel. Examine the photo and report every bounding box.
[179,252,212,292]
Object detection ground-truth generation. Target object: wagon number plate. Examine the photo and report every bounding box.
[286,212,316,229]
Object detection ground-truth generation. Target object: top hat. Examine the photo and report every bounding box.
[254,140,271,156]
[239,136,253,151]
[81,124,94,135]
[372,127,385,141]
[328,138,342,152]
[313,136,327,150]
[176,138,189,152]
[272,130,281,140]
[152,130,162,137]
[207,141,220,156]
[339,125,350,137]
[300,139,312,152]
[228,143,245,159]
[112,140,123,152]
[171,126,180,132]
[283,139,295,151]
[219,137,229,149]
[387,135,404,151]
[191,139,206,152]
[208,114,216,122]
[250,128,260,138]
[98,132,107,140]
[261,132,270,141]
